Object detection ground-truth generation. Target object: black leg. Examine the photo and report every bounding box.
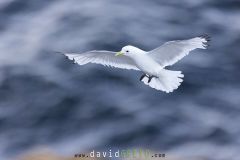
[139,74,146,81]
[148,75,158,83]
[148,76,153,83]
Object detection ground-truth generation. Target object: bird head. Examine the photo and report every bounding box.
[115,45,144,57]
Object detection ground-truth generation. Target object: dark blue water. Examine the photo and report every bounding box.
[0,0,240,159]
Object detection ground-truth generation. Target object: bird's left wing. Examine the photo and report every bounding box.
[62,50,139,70]
[148,35,210,67]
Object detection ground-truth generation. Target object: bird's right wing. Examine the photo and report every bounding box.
[61,50,139,70]
[148,35,210,67]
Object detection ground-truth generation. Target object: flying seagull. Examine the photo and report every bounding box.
[61,35,210,93]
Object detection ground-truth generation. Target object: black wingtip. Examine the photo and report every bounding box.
[200,34,211,42]
[199,34,211,48]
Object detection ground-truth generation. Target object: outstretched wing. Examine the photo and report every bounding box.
[148,35,210,67]
[61,50,139,70]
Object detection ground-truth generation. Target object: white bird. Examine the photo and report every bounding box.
[61,35,210,93]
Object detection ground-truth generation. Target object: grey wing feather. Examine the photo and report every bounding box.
[148,35,210,67]
[62,50,139,70]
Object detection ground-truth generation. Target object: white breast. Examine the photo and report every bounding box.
[132,54,162,76]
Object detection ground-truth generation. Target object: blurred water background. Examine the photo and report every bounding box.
[0,0,240,160]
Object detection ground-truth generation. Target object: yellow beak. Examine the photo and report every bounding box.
[115,52,124,56]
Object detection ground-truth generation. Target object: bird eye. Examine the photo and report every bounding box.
[126,50,129,52]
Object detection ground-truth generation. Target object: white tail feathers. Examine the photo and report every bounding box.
[141,69,184,93]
